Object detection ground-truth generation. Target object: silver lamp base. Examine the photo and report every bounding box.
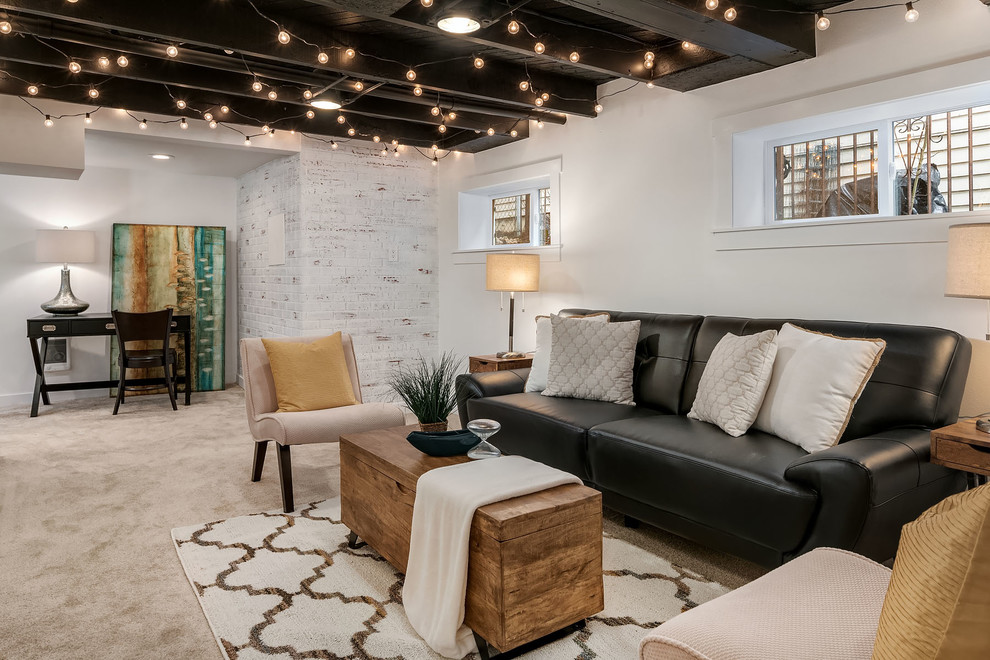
[41,267,89,315]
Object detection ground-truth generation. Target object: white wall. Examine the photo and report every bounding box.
[437,0,990,363]
[0,167,237,408]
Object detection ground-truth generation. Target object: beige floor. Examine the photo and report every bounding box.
[0,388,764,660]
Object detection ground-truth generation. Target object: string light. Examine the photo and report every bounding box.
[337,114,346,123]
[393,148,400,158]
[682,41,694,50]
[68,61,82,73]
[317,52,329,64]
[44,115,54,128]
[268,90,278,100]
[0,21,12,35]
[244,137,252,146]
[541,92,550,101]
[486,127,495,136]
[262,124,270,133]
[303,90,313,100]
[536,120,544,128]
[421,0,433,7]
[117,55,129,67]
[27,85,38,95]
[269,129,276,138]
[98,56,110,68]
[306,110,315,119]
[413,86,423,96]
[510,129,518,137]
[209,120,218,129]
[139,119,148,129]
[88,88,99,99]
[345,48,356,58]
[176,99,187,109]
[474,57,485,69]
[594,102,603,113]
[646,81,655,88]
[277,30,291,44]
[373,135,381,142]
[252,80,263,92]
[431,106,441,116]
[432,156,438,167]
[331,140,338,149]
[904,2,919,22]
[392,139,399,146]
[380,147,388,156]
[535,97,544,106]
[166,45,179,58]
[204,112,213,121]
[221,105,229,114]
[724,7,737,21]
[438,124,447,133]
[84,113,92,124]
[406,69,417,81]
[534,42,545,54]
[705,0,718,9]
[448,111,456,120]
[348,128,356,136]
[519,80,529,91]
[180,118,188,129]
[432,144,438,151]
[816,11,830,30]
[354,81,364,91]
[569,52,580,63]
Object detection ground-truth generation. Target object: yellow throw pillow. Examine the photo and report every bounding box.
[872,483,990,659]
[261,333,358,413]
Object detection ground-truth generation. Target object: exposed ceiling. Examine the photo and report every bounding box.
[0,0,853,153]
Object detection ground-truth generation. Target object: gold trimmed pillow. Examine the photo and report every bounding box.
[872,483,990,659]
[753,323,885,453]
[262,333,358,413]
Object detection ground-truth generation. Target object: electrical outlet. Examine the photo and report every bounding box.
[388,248,399,262]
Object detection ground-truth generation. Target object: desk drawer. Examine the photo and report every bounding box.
[71,318,118,335]
[934,437,990,476]
[27,319,71,337]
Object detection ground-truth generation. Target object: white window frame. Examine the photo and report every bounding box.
[491,189,541,247]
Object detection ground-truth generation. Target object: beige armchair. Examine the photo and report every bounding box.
[240,334,405,512]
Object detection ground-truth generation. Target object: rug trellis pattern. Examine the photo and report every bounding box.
[172,498,730,660]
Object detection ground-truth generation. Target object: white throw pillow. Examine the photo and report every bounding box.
[753,323,886,453]
[543,316,640,405]
[687,329,778,437]
[525,313,609,393]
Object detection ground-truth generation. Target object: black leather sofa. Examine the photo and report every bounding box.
[456,310,972,567]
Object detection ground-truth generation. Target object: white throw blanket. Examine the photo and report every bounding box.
[402,456,582,658]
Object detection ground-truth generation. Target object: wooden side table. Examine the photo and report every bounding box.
[469,353,533,373]
[930,419,990,489]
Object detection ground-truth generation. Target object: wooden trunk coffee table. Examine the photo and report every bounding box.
[340,425,604,658]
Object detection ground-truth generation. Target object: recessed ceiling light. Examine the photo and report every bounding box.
[149,153,174,160]
[437,15,481,33]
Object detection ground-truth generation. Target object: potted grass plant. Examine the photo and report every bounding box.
[388,351,463,432]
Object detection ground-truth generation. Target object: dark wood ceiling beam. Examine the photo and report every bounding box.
[0,34,528,133]
[0,60,471,147]
[442,120,531,154]
[554,0,815,67]
[0,0,599,116]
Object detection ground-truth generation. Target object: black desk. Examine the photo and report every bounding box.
[27,313,192,417]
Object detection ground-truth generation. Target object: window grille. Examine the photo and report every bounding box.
[538,187,551,246]
[492,194,531,245]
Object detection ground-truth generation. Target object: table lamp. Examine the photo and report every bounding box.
[36,226,96,315]
[945,222,990,431]
[486,253,540,358]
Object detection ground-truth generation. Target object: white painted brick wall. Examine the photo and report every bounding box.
[236,141,440,403]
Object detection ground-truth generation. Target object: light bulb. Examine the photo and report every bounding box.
[508,20,520,34]
[373,135,381,142]
[646,81,655,88]
[594,103,603,113]
[268,129,276,138]
[541,92,549,101]
[438,124,447,133]
[44,115,54,128]
[180,118,188,130]
[117,55,128,67]
[705,0,718,9]
[474,57,485,69]
[510,129,518,137]
[26,85,39,95]
[331,140,338,149]
[203,112,213,121]
[816,12,830,30]
[535,97,544,106]
[644,51,655,61]
[277,30,290,44]
[519,80,529,91]
[268,90,278,100]
[84,113,92,124]
[431,144,438,151]
[306,110,315,119]
[68,61,81,73]
[432,157,438,167]
[448,111,457,119]
[303,90,313,100]
[534,42,545,54]
[347,128,356,136]
[392,139,399,146]
[345,48,355,58]
[486,127,495,136]
[724,7,737,21]
[262,124,270,133]
[88,88,99,98]
[380,148,387,156]
[393,149,400,158]
[536,120,544,128]
[413,86,423,96]
[644,58,654,68]
[431,106,440,116]
[244,137,252,146]
[682,41,693,50]
[176,99,187,109]
[221,105,229,114]
[317,52,329,64]
[569,51,580,63]
[406,69,417,81]
[139,119,148,129]
[166,45,178,57]
[904,2,919,22]
[209,120,218,129]
[98,56,110,68]
[421,0,433,6]
[0,21,13,35]
[252,81,263,92]
[354,81,364,91]
[337,114,346,123]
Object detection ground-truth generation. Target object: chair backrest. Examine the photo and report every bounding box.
[239,334,363,422]
[112,309,173,353]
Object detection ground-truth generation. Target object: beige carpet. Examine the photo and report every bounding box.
[0,388,765,660]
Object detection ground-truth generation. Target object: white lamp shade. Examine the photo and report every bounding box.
[946,223,990,299]
[36,229,97,264]
[486,253,540,292]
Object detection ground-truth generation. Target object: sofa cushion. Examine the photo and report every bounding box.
[526,312,609,393]
[467,392,662,481]
[589,416,818,553]
[544,317,641,405]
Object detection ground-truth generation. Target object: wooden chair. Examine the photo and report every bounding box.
[240,334,406,512]
[111,309,178,415]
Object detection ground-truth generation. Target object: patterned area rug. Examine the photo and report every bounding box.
[172,498,729,659]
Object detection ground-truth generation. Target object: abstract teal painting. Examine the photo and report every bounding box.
[110,223,226,391]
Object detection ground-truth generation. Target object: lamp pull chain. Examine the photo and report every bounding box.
[499,291,503,311]
[985,298,989,342]
[520,292,525,313]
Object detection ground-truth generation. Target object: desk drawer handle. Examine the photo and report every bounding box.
[105,323,115,330]
[968,444,990,455]
[42,324,56,332]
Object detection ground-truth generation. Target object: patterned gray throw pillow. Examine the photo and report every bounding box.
[543,316,641,405]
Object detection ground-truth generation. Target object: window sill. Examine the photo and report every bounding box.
[452,244,562,264]
[713,211,990,251]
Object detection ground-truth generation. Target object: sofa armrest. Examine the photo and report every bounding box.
[784,427,962,561]
[455,369,529,428]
